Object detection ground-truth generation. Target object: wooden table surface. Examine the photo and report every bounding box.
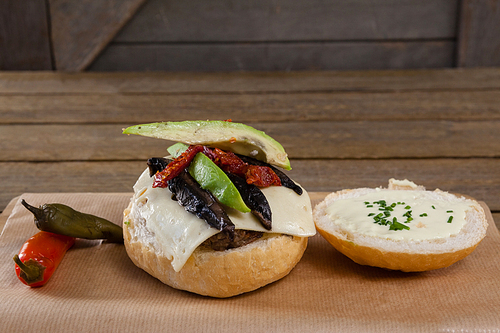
[1,68,499,230]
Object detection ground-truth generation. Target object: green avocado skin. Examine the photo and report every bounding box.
[123,120,291,170]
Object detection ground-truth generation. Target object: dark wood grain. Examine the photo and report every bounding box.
[48,0,147,71]
[89,41,454,72]
[0,0,52,70]
[1,69,500,94]
[1,90,500,124]
[114,0,458,42]
[457,0,500,67]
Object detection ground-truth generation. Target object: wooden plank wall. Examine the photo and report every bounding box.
[89,0,459,71]
[1,0,499,71]
[0,0,53,70]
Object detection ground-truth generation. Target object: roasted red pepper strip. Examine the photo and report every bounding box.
[212,148,248,177]
[153,145,204,188]
[212,148,281,187]
[13,231,75,287]
[245,165,282,187]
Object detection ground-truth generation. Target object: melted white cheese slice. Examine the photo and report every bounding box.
[325,189,473,241]
[129,168,315,271]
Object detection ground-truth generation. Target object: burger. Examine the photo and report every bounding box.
[122,120,316,297]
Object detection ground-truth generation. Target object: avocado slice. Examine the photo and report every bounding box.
[188,153,251,213]
[123,120,291,170]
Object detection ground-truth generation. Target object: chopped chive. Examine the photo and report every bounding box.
[432,205,436,209]
[420,213,428,217]
[366,205,373,208]
[405,205,411,210]
[447,216,453,223]
[389,220,410,231]
[368,213,375,216]
[447,210,453,213]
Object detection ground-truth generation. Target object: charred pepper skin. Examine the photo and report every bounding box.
[13,231,75,287]
[21,200,123,243]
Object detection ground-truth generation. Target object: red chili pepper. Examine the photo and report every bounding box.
[13,231,75,287]
[153,145,205,187]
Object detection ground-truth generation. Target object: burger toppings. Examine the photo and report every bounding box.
[152,145,214,186]
[122,120,292,170]
[142,134,303,233]
[201,229,263,251]
[167,169,235,236]
[237,154,303,195]
[225,172,272,230]
[147,145,278,230]
[124,120,316,274]
[147,157,170,177]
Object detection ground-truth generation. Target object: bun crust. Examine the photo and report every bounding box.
[123,203,308,298]
[313,179,488,272]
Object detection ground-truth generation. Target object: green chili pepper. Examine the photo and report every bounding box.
[21,200,123,243]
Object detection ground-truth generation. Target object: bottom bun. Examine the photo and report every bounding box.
[123,203,308,298]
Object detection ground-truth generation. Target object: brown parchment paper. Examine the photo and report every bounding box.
[1,192,500,333]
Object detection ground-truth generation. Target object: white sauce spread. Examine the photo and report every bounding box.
[129,168,316,272]
[325,189,473,241]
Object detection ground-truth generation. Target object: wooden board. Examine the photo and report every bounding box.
[89,0,458,71]
[1,90,500,124]
[457,0,500,67]
[114,0,458,42]
[0,0,52,70]
[2,121,500,161]
[1,69,500,93]
[88,41,454,71]
[49,0,147,71]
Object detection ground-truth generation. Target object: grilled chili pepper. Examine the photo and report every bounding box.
[13,231,75,287]
[21,200,123,243]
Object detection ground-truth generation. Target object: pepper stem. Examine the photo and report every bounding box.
[13,255,43,284]
[21,199,47,224]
